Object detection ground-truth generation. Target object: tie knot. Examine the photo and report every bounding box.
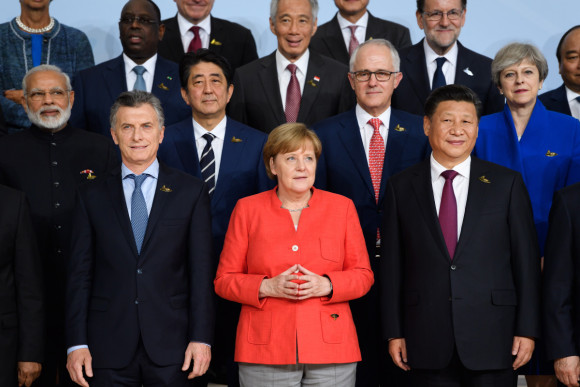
[190,26,200,34]
[435,57,446,68]
[203,132,216,144]
[287,63,297,75]
[441,170,458,181]
[130,173,148,189]
[368,118,382,132]
[348,25,358,34]
[133,65,146,76]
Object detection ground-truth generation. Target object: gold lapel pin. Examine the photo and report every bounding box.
[546,150,557,157]
[210,38,222,46]
[308,80,317,87]
[394,124,405,132]
[330,313,339,320]
[479,175,491,184]
[231,136,243,143]
[160,185,172,192]
[158,83,169,91]
[80,169,97,180]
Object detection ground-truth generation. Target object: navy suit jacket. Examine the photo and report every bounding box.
[70,55,191,137]
[158,15,258,70]
[66,163,215,369]
[392,40,504,116]
[310,12,411,66]
[313,108,430,263]
[158,117,272,256]
[539,84,573,116]
[228,51,355,133]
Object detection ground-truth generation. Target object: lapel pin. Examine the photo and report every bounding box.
[166,76,173,81]
[158,83,169,91]
[463,67,474,76]
[210,38,222,46]
[80,169,96,180]
[231,136,243,143]
[479,175,491,184]
[330,314,339,320]
[160,185,172,192]
[546,150,557,157]
[394,124,406,132]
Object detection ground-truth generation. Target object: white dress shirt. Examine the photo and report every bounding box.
[177,12,211,52]
[430,154,470,238]
[123,53,157,92]
[424,39,458,88]
[194,116,227,183]
[355,104,391,162]
[276,49,309,110]
[336,11,369,51]
[565,86,580,120]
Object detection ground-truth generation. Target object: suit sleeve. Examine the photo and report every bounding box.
[543,190,578,360]
[70,72,88,130]
[565,118,580,187]
[257,136,275,192]
[14,193,44,362]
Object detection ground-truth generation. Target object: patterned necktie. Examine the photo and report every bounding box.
[188,26,202,53]
[129,174,148,254]
[432,57,447,90]
[133,65,146,91]
[439,170,459,259]
[200,132,216,196]
[285,64,301,123]
[348,25,359,56]
[368,118,385,203]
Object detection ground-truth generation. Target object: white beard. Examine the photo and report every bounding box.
[27,103,71,130]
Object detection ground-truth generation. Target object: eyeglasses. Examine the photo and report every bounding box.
[27,89,70,102]
[119,16,158,26]
[422,9,464,21]
[350,70,398,82]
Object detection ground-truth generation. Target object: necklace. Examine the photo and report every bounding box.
[16,16,54,34]
[281,204,309,213]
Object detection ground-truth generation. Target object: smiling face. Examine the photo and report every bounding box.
[174,0,214,24]
[425,100,478,169]
[119,0,165,64]
[270,0,317,62]
[498,59,543,109]
[416,0,465,55]
[559,28,580,93]
[24,70,74,132]
[111,104,165,173]
[270,141,317,198]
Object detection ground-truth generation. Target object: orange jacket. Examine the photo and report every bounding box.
[215,188,374,364]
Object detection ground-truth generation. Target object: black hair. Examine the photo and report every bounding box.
[424,84,482,120]
[556,25,580,64]
[179,49,233,89]
[416,0,466,12]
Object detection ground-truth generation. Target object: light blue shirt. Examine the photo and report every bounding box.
[121,159,159,218]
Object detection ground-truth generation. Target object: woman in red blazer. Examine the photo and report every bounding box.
[214,123,374,386]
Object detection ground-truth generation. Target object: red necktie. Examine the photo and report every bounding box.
[285,64,301,123]
[439,170,459,259]
[188,26,202,53]
[348,25,359,56]
[369,118,384,241]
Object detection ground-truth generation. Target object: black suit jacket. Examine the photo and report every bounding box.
[381,157,540,370]
[66,163,214,369]
[392,40,504,116]
[539,84,572,116]
[0,186,43,382]
[0,104,6,136]
[228,51,355,133]
[310,12,411,66]
[158,15,258,70]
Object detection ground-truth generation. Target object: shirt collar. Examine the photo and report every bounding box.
[336,11,369,29]
[123,53,157,76]
[423,38,458,68]
[122,158,160,179]
[276,48,310,76]
[565,85,580,103]
[193,116,227,141]
[430,153,471,183]
[355,104,391,130]
[177,12,211,37]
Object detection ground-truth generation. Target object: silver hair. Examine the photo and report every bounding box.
[109,90,165,129]
[270,0,318,25]
[22,64,72,93]
[349,39,401,72]
[491,42,549,88]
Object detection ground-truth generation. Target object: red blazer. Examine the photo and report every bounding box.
[215,188,374,364]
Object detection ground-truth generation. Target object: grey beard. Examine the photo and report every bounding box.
[27,103,71,130]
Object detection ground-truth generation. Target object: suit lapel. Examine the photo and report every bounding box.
[554,84,572,115]
[258,53,286,124]
[323,15,350,64]
[454,42,477,89]
[379,110,409,202]
[163,17,185,57]
[174,120,202,178]
[213,122,248,204]
[107,169,139,258]
[297,52,323,123]
[104,56,127,102]
[404,42,431,104]
[152,57,173,102]
[365,13,381,40]
[208,16,225,56]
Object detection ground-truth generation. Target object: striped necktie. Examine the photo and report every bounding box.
[200,132,216,196]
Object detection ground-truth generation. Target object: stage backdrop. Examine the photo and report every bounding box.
[2,0,578,91]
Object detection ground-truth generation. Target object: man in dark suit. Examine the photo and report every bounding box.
[310,0,411,66]
[228,0,355,133]
[382,85,540,387]
[158,0,258,71]
[158,49,271,386]
[392,0,503,116]
[70,0,190,138]
[313,39,429,387]
[539,25,580,120]
[0,186,43,387]
[66,91,215,387]
[0,105,6,135]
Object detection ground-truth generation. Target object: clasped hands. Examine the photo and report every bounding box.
[259,264,331,300]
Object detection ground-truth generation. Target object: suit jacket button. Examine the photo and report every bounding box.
[450,264,457,270]
[51,161,58,166]
[292,245,299,252]
[137,269,143,274]
[134,299,139,305]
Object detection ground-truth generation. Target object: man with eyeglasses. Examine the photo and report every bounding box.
[0,64,117,386]
[392,0,504,116]
[70,0,190,138]
[313,39,429,387]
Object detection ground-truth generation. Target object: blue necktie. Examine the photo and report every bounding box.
[133,65,147,91]
[432,57,447,90]
[129,174,148,254]
[200,132,216,196]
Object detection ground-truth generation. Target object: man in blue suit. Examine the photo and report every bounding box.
[158,49,271,387]
[66,91,215,387]
[539,25,580,120]
[70,0,190,138]
[313,39,429,387]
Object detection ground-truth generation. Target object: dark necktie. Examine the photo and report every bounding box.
[133,65,146,91]
[285,64,301,123]
[200,132,216,196]
[439,170,459,259]
[188,26,202,53]
[432,57,447,90]
[575,96,580,103]
[129,174,148,254]
[348,25,359,56]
